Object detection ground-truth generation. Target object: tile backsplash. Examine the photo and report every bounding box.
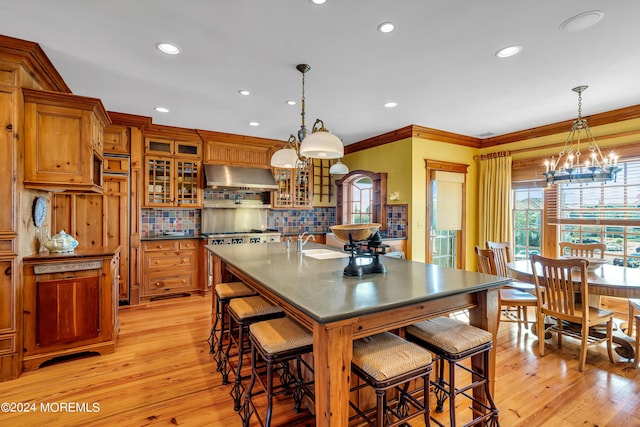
[140,204,407,239]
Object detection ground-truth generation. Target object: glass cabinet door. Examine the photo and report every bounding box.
[272,164,312,209]
[176,160,200,206]
[146,157,173,206]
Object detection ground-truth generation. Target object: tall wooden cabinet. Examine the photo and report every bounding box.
[22,89,109,193]
[0,67,21,381]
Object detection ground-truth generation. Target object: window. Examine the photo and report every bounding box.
[335,170,387,229]
[549,158,640,267]
[512,188,543,260]
[350,177,372,224]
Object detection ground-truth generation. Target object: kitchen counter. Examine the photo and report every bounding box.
[23,245,121,261]
[207,241,507,426]
[141,234,200,241]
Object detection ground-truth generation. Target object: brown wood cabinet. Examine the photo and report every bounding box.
[0,71,19,381]
[272,164,313,209]
[203,139,274,167]
[103,124,130,154]
[23,89,109,193]
[144,138,202,208]
[22,248,120,371]
[141,239,203,301]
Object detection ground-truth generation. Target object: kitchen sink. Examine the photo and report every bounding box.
[302,249,350,259]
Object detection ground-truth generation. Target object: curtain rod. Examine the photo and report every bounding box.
[474,150,511,160]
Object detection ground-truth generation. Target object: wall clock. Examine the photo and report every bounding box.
[32,196,47,227]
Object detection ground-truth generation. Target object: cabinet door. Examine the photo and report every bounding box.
[104,176,130,301]
[176,159,201,207]
[37,276,100,347]
[0,260,14,334]
[0,89,16,234]
[145,138,174,155]
[144,156,173,207]
[103,125,130,154]
[272,164,313,209]
[175,140,201,158]
[24,102,87,184]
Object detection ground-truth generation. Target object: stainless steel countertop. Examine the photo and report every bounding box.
[206,242,510,324]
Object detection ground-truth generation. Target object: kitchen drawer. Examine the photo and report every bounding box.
[143,241,178,252]
[144,273,194,295]
[0,335,15,355]
[145,252,195,271]
[179,240,198,250]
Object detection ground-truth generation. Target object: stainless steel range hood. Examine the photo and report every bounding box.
[204,165,278,191]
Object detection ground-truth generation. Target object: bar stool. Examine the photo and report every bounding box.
[226,295,285,411]
[350,332,433,427]
[240,317,314,427]
[406,317,499,427]
[208,281,256,377]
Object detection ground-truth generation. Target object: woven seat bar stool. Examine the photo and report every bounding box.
[240,317,315,427]
[349,332,433,427]
[226,295,285,411]
[406,317,499,427]
[208,282,256,377]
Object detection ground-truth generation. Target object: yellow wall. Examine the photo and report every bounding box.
[410,138,479,264]
[345,136,480,265]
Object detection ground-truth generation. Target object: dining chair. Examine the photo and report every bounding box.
[486,241,536,292]
[475,246,537,332]
[530,254,615,372]
[627,298,640,368]
[558,241,605,259]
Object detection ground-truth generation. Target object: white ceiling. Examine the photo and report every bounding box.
[2,0,640,145]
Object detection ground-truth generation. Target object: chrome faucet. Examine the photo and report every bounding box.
[296,232,315,254]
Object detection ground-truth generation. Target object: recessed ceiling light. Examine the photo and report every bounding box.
[310,0,327,4]
[378,22,395,33]
[286,100,296,106]
[495,45,522,58]
[238,89,251,96]
[154,107,169,113]
[560,10,604,32]
[248,121,260,127]
[155,42,181,55]
[383,101,398,108]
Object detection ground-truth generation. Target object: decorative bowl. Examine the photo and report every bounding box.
[330,223,381,243]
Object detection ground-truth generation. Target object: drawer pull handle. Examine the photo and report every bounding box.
[154,282,162,287]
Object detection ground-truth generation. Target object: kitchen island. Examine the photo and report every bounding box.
[207,242,510,426]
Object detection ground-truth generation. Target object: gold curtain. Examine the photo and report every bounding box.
[478,153,512,246]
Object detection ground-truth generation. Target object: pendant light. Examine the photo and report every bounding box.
[271,64,344,168]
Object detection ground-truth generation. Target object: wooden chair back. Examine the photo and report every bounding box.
[486,241,513,277]
[558,241,605,259]
[529,254,589,322]
[475,246,497,275]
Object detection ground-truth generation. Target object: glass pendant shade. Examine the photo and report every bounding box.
[270,147,299,168]
[300,130,344,159]
[329,159,349,175]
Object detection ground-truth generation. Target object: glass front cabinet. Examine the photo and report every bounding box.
[272,163,313,209]
[144,138,202,208]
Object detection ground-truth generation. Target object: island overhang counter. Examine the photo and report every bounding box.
[207,242,510,426]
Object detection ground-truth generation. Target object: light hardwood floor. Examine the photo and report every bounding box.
[0,294,639,426]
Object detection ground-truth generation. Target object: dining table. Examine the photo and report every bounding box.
[207,242,511,427]
[507,259,640,358]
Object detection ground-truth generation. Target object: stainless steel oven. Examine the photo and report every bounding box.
[204,230,281,288]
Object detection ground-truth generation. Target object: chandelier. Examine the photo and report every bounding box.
[270,64,347,173]
[543,85,619,185]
